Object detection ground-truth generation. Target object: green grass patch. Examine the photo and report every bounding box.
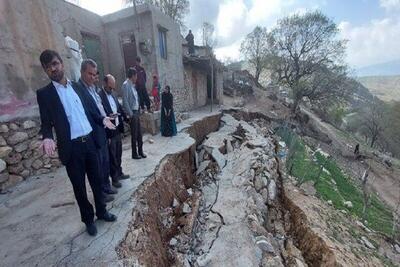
[276,126,395,236]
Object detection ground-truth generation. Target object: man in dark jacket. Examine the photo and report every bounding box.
[134,57,151,111]
[36,50,117,236]
[74,59,117,202]
[99,74,130,187]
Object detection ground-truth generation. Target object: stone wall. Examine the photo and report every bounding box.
[0,118,62,192]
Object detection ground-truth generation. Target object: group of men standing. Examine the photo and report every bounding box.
[36,49,149,236]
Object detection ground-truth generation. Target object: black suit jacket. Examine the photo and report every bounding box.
[72,79,108,148]
[36,81,106,165]
[99,89,125,138]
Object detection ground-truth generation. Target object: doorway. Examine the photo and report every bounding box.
[120,33,137,75]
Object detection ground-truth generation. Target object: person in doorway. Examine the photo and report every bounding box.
[185,30,195,55]
[36,50,117,236]
[122,67,147,159]
[160,85,177,137]
[75,59,117,202]
[151,74,161,111]
[133,57,151,112]
[99,74,130,188]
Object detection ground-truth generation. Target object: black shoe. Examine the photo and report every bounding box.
[139,152,147,158]
[86,223,97,236]
[103,193,114,203]
[104,188,118,194]
[98,211,117,222]
[112,180,122,188]
[132,155,141,160]
[119,174,130,180]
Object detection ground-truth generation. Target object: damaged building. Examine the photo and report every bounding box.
[0,0,223,122]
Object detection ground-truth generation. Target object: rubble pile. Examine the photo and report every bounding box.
[166,114,307,266]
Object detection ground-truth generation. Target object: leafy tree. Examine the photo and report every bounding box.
[126,0,189,29]
[267,11,347,113]
[240,26,269,84]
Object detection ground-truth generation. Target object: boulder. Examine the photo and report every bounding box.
[9,123,19,131]
[14,142,28,153]
[0,146,12,158]
[8,163,24,175]
[23,120,36,129]
[343,201,353,209]
[394,243,400,254]
[205,147,226,170]
[5,153,22,165]
[268,180,277,201]
[255,236,275,254]
[182,203,192,214]
[7,132,29,145]
[0,159,6,173]
[196,160,211,175]
[32,159,44,170]
[172,198,180,208]
[254,175,268,191]
[0,124,9,133]
[169,238,178,246]
[0,136,6,146]
[361,236,375,249]
[20,169,30,178]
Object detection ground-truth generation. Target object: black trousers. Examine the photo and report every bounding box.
[65,135,106,224]
[130,110,143,157]
[108,132,123,180]
[137,85,151,110]
[97,144,111,192]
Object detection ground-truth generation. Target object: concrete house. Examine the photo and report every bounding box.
[0,0,223,122]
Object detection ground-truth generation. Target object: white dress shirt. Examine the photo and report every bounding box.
[106,92,119,126]
[52,80,92,139]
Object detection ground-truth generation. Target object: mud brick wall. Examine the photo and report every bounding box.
[0,118,62,192]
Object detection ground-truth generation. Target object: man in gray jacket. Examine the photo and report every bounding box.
[122,67,147,160]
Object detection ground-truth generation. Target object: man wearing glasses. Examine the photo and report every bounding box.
[36,50,117,236]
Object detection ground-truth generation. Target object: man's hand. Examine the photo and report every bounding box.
[103,117,116,130]
[41,138,56,156]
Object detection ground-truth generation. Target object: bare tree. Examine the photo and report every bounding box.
[360,98,386,148]
[202,22,217,48]
[126,0,189,29]
[267,11,347,113]
[240,26,269,84]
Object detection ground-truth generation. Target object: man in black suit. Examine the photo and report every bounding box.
[36,50,117,236]
[74,59,117,202]
[99,74,130,187]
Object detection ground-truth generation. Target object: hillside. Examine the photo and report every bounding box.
[356,60,400,77]
[357,75,400,102]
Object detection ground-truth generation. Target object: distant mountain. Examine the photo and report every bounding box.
[356,60,400,77]
[357,75,400,102]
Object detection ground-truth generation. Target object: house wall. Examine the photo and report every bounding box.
[149,7,186,111]
[0,0,108,122]
[183,65,208,109]
[103,8,157,95]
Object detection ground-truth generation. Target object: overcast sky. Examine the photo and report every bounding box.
[76,0,400,68]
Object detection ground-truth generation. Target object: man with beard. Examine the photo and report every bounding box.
[36,50,117,236]
[99,74,130,187]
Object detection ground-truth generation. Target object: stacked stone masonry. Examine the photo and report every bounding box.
[0,119,62,192]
